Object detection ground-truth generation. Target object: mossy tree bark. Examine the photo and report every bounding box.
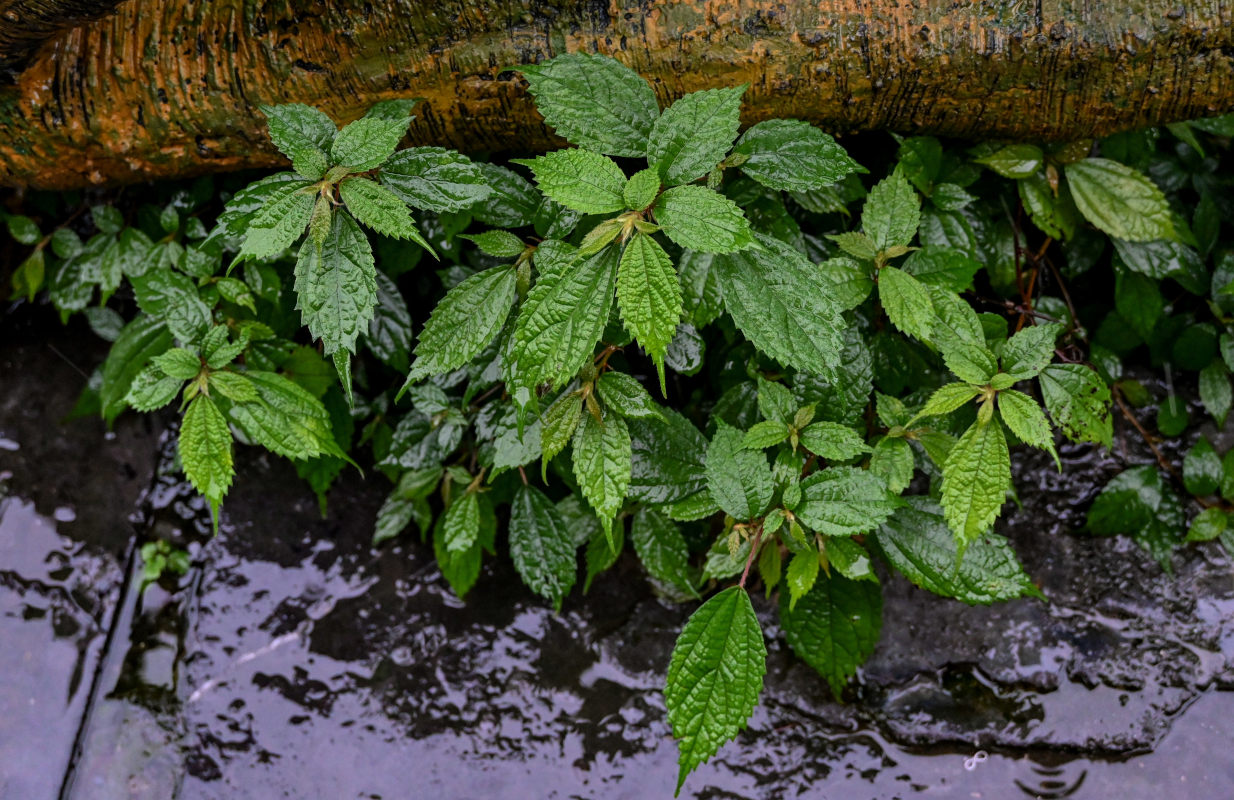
[2,0,1234,189]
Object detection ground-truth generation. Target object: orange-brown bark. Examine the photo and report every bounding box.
[2,0,1234,189]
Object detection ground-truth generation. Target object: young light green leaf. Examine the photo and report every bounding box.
[380,147,492,213]
[330,115,409,172]
[878,265,935,341]
[631,507,698,598]
[125,366,182,412]
[572,410,632,542]
[647,86,744,186]
[654,184,752,254]
[443,490,481,553]
[459,229,525,259]
[512,149,627,214]
[1038,363,1112,447]
[941,416,1011,551]
[432,515,482,599]
[540,390,583,476]
[742,420,790,450]
[780,571,881,697]
[796,466,901,537]
[1065,157,1173,242]
[260,103,336,179]
[179,394,234,521]
[617,233,682,383]
[731,119,860,192]
[706,422,773,521]
[998,389,1059,468]
[208,371,259,404]
[509,484,578,611]
[623,167,661,210]
[869,436,914,494]
[406,265,517,383]
[293,210,377,357]
[237,179,315,261]
[712,232,843,374]
[100,315,174,422]
[915,382,980,420]
[862,169,921,251]
[596,371,666,421]
[339,177,433,252]
[798,422,871,461]
[901,247,981,292]
[665,586,766,794]
[827,231,879,262]
[785,550,820,611]
[1002,322,1062,380]
[519,53,660,158]
[1187,508,1228,543]
[152,347,202,380]
[509,244,619,390]
[875,497,1043,604]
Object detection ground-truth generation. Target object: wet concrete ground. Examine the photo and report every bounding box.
[4,304,1234,799]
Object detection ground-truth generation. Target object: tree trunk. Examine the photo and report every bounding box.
[3,0,1234,190]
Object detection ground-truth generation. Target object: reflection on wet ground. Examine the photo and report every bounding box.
[3,306,1234,799]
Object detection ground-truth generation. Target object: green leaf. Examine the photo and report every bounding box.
[152,347,202,380]
[459,229,525,259]
[179,394,234,520]
[1183,437,1223,496]
[827,231,878,262]
[406,265,516,383]
[237,178,315,261]
[742,420,790,450]
[539,391,583,475]
[1115,271,1162,341]
[647,86,744,186]
[380,147,492,213]
[878,265,935,341]
[998,389,1059,468]
[974,143,1043,179]
[260,103,336,179]
[294,210,377,357]
[100,315,173,422]
[628,409,709,505]
[1187,508,1228,543]
[1199,361,1232,426]
[796,466,901,537]
[509,244,618,390]
[125,366,182,412]
[874,497,1043,604]
[6,213,40,245]
[519,53,660,158]
[512,149,626,214]
[623,167,661,211]
[941,417,1011,551]
[798,422,871,461]
[432,515,482,598]
[572,410,632,541]
[584,520,624,592]
[596,371,665,421]
[756,377,796,423]
[365,271,413,373]
[862,169,921,251]
[330,115,409,172]
[509,485,578,611]
[869,436,914,494]
[227,371,346,462]
[825,537,877,583]
[1065,157,1173,242]
[712,231,843,374]
[732,119,860,192]
[901,247,981,292]
[706,422,773,521]
[915,382,980,419]
[617,233,682,381]
[1038,364,1112,447]
[339,177,431,250]
[780,571,881,697]
[654,184,752,254]
[1002,322,1062,380]
[209,371,259,403]
[665,586,766,793]
[443,490,481,553]
[1087,465,1183,570]
[785,550,820,610]
[631,507,698,598]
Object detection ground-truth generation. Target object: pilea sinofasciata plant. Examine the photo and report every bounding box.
[8,52,1234,794]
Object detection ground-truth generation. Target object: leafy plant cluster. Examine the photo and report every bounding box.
[5,52,1234,793]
